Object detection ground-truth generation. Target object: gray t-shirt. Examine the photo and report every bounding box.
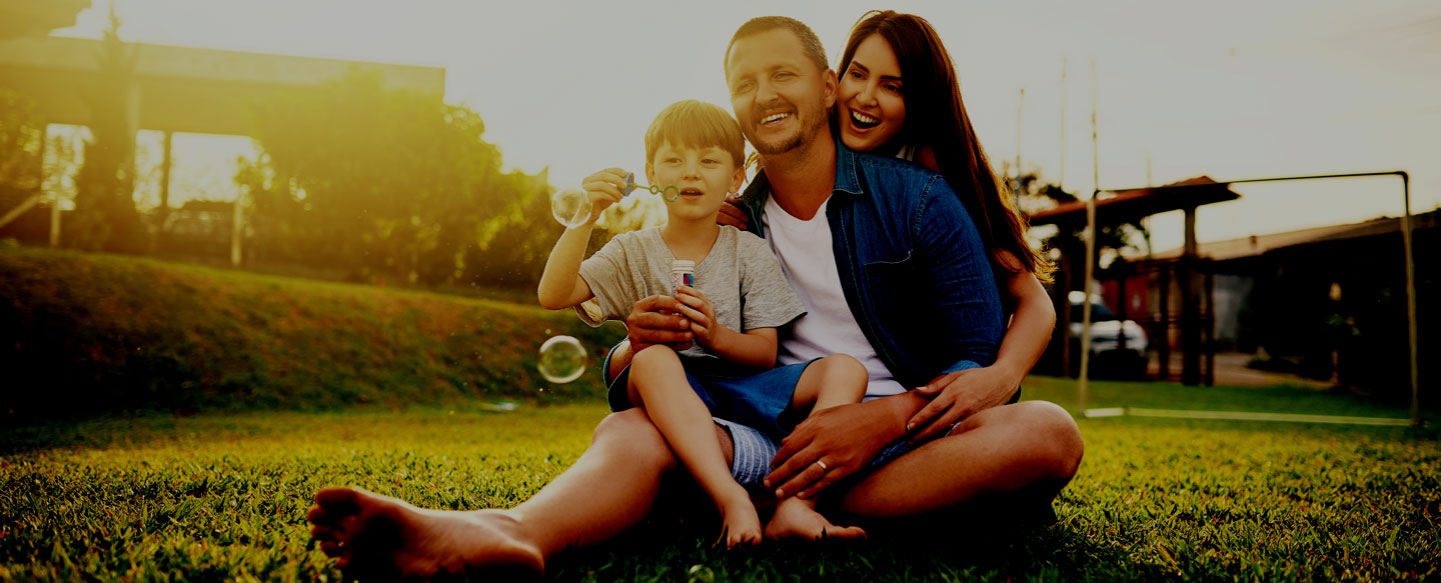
[576,225,806,365]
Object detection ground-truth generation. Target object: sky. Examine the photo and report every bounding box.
[53,0,1441,253]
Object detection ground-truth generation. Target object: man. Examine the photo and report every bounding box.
[306,16,1082,580]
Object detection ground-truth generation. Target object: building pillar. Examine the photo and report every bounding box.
[1181,205,1202,385]
[159,130,172,223]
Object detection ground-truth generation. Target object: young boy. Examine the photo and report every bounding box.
[538,100,868,547]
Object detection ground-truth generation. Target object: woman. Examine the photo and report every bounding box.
[734,10,1057,436]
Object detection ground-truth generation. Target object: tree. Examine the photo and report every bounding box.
[238,71,557,289]
[69,6,146,253]
[1010,167,1150,277]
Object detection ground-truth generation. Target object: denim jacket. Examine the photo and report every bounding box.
[738,143,1004,389]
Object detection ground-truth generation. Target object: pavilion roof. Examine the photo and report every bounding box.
[1028,176,1241,227]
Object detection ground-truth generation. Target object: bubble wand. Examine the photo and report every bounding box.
[550,172,681,228]
[619,172,681,202]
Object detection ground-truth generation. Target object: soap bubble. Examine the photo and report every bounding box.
[551,187,591,228]
[538,335,587,383]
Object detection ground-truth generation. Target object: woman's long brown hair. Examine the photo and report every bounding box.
[839,10,1055,283]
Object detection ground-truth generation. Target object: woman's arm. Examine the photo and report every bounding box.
[906,251,1055,441]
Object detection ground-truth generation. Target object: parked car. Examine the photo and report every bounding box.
[1068,291,1148,378]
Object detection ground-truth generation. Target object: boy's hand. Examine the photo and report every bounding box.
[581,168,628,224]
[673,285,721,348]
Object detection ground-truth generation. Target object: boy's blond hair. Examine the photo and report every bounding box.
[644,100,746,168]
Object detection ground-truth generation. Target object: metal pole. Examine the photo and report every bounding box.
[1400,173,1419,426]
[1079,194,1097,414]
[1015,88,1024,207]
[1059,58,1067,192]
[1079,58,1100,414]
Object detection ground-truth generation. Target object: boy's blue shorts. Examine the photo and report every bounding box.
[607,357,820,440]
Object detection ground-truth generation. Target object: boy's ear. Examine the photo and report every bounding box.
[729,165,744,194]
[645,161,656,186]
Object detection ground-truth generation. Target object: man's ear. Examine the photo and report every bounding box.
[822,68,839,109]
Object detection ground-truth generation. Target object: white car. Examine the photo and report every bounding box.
[1068,291,1148,377]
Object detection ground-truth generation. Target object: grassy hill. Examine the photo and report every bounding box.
[0,245,625,420]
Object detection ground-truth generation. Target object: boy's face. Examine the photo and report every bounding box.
[646,141,744,223]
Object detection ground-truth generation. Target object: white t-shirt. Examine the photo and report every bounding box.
[762,196,908,399]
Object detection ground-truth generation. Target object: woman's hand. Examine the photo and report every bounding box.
[763,399,906,500]
[716,195,750,230]
[581,168,628,223]
[905,365,1019,442]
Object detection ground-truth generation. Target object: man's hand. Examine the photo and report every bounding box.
[716,195,750,230]
[672,286,720,348]
[763,400,904,500]
[625,294,694,352]
[905,366,1017,442]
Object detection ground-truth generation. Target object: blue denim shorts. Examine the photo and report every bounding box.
[608,357,820,440]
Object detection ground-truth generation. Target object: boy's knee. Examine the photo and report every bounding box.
[632,344,679,368]
[817,354,866,380]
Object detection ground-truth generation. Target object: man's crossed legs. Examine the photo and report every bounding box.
[306,401,1082,579]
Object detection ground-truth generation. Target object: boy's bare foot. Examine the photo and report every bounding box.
[306,486,544,581]
[764,496,866,541]
[716,493,763,548]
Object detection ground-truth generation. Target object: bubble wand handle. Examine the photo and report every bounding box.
[621,172,681,202]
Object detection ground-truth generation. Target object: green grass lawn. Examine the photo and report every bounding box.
[3,380,1438,582]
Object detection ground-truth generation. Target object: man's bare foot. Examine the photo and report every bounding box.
[306,486,544,581]
[716,494,763,548]
[763,496,866,541]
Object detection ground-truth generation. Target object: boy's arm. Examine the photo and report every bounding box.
[537,223,596,310]
[711,326,779,370]
[536,168,628,310]
[673,285,777,370]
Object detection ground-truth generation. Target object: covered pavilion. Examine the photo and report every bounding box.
[1029,176,1241,386]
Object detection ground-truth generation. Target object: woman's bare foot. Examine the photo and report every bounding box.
[763,496,866,541]
[716,492,763,548]
[306,486,544,581]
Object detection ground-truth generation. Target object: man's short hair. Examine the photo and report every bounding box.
[644,100,746,167]
[725,16,829,76]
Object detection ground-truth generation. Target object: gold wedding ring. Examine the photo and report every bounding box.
[815,460,828,471]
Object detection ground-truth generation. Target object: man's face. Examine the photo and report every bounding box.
[724,28,836,156]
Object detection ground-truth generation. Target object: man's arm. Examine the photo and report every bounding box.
[604,295,695,382]
[763,390,930,499]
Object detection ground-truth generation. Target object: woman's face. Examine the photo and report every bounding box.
[838,34,906,153]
